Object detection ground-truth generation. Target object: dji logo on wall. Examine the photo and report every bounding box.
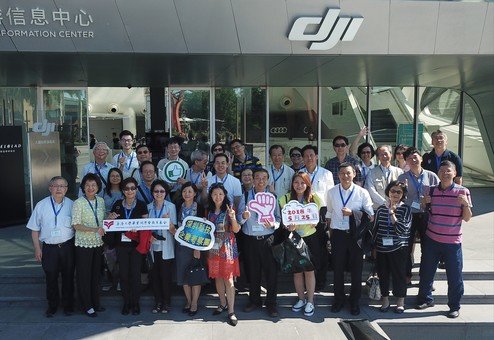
[288,8,363,50]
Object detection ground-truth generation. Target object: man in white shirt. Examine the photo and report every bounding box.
[365,145,404,210]
[112,130,139,178]
[326,163,374,316]
[81,142,113,196]
[267,145,295,198]
[26,176,75,318]
[158,136,189,195]
[300,144,334,291]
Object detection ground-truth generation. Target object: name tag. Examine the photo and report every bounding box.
[252,224,264,232]
[51,229,61,237]
[340,216,350,229]
[383,238,393,246]
[411,201,421,210]
[121,234,132,242]
[212,240,221,250]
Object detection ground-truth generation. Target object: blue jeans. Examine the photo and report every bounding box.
[417,236,464,311]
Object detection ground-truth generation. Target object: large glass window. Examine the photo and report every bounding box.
[215,88,266,164]
[169,88,211,163]
[43,89,88,198]
[269,87,318,166]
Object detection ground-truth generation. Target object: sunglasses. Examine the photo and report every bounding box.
[334,143,347,148]
[389,189,403,194]
[153,190,166,194]
[123,186,137,191]
[290,154,301,157]
[137,150,149,154]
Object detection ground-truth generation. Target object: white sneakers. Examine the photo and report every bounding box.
[304,302,315,317]
[292,299,306,312]
[292,299,315,316]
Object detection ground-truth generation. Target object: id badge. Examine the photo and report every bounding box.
[51,229,61,237]
[383,237,393,246]
[252,224,264,232]
[212,240,221,250]
[340,216,350,229]
[411,201,421,210]
[121,234,132,242]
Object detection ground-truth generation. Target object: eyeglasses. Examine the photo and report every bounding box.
[121,138,133,143]
[153,190,166,194]
[137,150,149,154]
[123,186,137,191]
[290,154,301,158]
[389,189,403,194]
[231,144,243,150]
[50,185,68,189]
[334,143,347,148]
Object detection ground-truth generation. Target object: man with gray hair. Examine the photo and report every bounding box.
[27,176,75,318]
[365,145,404,210]
[81,142,113,196]
[179,149,211,197]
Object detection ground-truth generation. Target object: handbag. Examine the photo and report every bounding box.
[271,232,314,274]
[185,258,209,286]
[366,265,381,300]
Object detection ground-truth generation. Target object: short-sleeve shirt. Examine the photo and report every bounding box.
[112,151,139,178]
[206,174,242,206]
[426,183,472,244]
[72,196,106,248]
[232,155,263,179]
[299,166,334,207]
[81,161,113,193]
[278,193,322,238]
[267,164,295,199]
[26,196,74,244]
[324,154,363,185]
[397,169,439,213]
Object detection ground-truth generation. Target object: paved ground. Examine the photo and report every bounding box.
[0,188,492,339]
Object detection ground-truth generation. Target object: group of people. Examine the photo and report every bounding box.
[27,128,473,326]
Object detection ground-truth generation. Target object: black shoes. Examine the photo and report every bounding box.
[331,302,344,313]
[447,310,460,319]
[267,305,279,318]
[121,304,130,315]
[227,313,238,327]
[63,307,74,316]
[45,307,57,318]
[212,305,227,316]
[416,301,435,310]
[132,304,140,315]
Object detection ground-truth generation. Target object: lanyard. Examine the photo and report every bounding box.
[191,170,202,185]
[361,163,367,178]
[307,166,318,185]
[271,165,284,187]
[50,197,64,227]
[154,202,165,219]
[123,200,135,219]
[140,184,153,202]
[94,163,107,186]
[84,197,99,226]
[338,185,355,207]
[215,174,228,184]
[120,152,134,171]
[408,171,424,197]
[380,165,392,184]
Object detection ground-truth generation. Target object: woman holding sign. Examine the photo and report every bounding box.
[176,182,205,316]
[107,177,149,316]
[148,180,177,314]
[278,172,322,317]
[372,180,412,313]
[72,173,106,317]
[207,183,241,326]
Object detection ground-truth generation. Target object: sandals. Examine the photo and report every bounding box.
[212,305,227,316]
[227,312,238,326]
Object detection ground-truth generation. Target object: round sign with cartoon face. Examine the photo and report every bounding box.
[162,161,186,183]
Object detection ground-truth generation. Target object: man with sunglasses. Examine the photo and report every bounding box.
[112,130,139,179]
[81,142,113,196]
[324,136,362,185]
[206,142,225,175]
[289,147,304,171]
[130,144,154,182]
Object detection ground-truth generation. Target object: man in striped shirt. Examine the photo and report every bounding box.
[416,161,472,319]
